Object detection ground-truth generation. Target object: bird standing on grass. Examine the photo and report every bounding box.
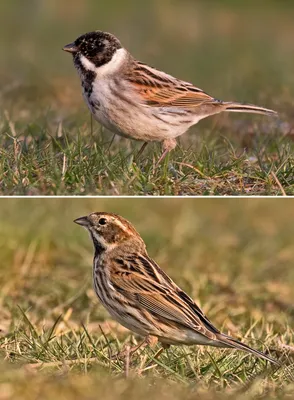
[63,31,278,164]
[74,212,280,366]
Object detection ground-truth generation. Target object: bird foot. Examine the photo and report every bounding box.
[156,139,177,167]
[111,336,158,360]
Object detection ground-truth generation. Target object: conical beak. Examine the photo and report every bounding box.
[74,216,90,227]
[63,42,78,53]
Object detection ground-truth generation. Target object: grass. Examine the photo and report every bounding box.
[1,1,294,195]
[0,199,293,399]
[1,115,294,195]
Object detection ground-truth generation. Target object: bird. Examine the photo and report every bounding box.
[63,31,278,164]
[74,211,280,366]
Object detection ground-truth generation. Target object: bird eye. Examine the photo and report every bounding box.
[98,218,107,226]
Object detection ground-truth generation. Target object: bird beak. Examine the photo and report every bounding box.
[63,42,78,53]
[74,216,90,227]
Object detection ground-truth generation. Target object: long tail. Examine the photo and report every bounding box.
[216,333,281,366]
[223,102,278,117]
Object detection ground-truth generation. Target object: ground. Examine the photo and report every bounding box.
[0,199,293,399]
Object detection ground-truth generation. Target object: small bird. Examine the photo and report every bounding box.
[63,31,278,164]
[74,212,280,365]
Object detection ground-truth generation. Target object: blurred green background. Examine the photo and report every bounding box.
[1,0,294,118]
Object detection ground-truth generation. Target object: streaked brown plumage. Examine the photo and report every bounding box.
[126,60,275,114]
[63,31,278,163]
[74,212,280,366]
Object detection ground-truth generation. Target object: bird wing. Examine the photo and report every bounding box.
[125,61,221,109]
[110,254,220,340]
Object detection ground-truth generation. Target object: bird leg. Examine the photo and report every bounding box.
[142,342,170,372]
[156,139,177,166]
[155,342,170,359]
[135,142,148,162]
[112,335,158,360]
[107,134,117,152]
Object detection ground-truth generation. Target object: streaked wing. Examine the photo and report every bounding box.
[126,61,221,108]
[110,254,220,340]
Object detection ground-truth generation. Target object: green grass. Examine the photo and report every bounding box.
[0,199,293,399]
[1,1,294,195]
[1,118,294,195]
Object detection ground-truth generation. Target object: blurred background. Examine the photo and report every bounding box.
[0,198,293,336]
[1,0,294,123]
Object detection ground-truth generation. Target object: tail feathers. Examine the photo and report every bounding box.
[216,334,281,367]
[224,102,278,117]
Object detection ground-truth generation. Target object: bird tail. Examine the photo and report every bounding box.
[223,102,278,117]
[216,333,281,366]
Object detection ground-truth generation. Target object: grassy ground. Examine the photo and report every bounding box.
[0,199,293,399]
[1,1,294,195]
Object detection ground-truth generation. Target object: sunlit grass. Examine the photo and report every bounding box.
[1,113,294,195]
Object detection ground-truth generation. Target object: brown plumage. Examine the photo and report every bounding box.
[127,61,277,116]
[74,212,280,366]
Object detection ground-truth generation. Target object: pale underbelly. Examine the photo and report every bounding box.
[85,92,193,143]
